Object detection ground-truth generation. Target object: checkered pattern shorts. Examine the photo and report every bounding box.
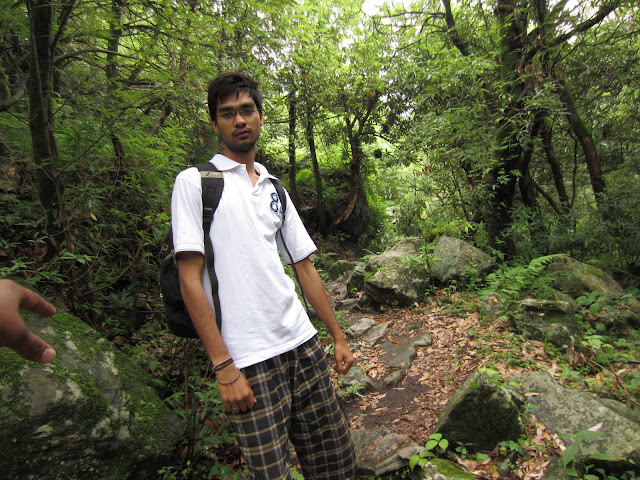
[227,335,357,480]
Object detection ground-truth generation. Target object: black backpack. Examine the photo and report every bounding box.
[159,162,292,338]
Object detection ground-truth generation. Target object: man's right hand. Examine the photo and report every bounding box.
[217,367,256,412]
[177,253,257,412]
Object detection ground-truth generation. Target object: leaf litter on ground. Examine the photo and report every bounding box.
[330,291,566,480]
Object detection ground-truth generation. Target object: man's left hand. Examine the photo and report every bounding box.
[333,338,354,375]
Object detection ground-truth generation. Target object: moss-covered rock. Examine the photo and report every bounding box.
[511,299,582,347]
[509,371,640,476]
[546,256,623,298]
[431,236,497,287]
[364,237,430,306]
[433,373,524,453]
[0,309,181,480]
[421,458,476,479]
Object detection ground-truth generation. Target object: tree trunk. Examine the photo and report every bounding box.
[331,121,370,236]
[556,75,606,203]
[484,146,520,256]
[287,91,301,206]
[149,102,173,136]
[518,117,543,209]
[330,89,378,237]
[305,102,326,233]
[106,0,126,165]
[27,0,63,253]
[540,122,570,214]
[484,0,530,257]
[442,0,469,56]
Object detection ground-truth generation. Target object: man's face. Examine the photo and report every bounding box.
[212,92,263,155]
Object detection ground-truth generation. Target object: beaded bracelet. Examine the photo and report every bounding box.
[213,357,234,372]
[217,370,241,385]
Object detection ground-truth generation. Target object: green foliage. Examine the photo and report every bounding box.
[497,438,539,458]
[409,433,450,471]
[454,441,473,458]
[401,242,432,280]
[576,325,640,406]
[290,467,305,479]
[505,205,552,262]
[337,384,365,400]
[557,428,631,480]
[114,321,243,479]
[294,168,316,199]
[0,148,173,330]
[544,184,640,277]
[480,254,565,307]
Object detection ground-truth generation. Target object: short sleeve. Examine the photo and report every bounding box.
[276,188,317,264]
[171,168,205,255]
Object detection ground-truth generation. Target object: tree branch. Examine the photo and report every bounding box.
[54,49,137,65]
[0,72,28,112]
[442,0,469,56]
[524,0,621,63]
[51,0,76,53]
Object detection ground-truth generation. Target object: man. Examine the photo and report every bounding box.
[0,279,57,363]
[171,72,357,479]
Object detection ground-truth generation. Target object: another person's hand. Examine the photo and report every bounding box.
[0,279,57,363]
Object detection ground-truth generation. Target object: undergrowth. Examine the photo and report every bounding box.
[478,253,566,307]
[118,323,246,479]
[467,257,640,479]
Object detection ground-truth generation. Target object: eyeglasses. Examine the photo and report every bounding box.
[217,108,258,121]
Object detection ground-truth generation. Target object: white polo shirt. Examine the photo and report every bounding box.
[171,154,317,368]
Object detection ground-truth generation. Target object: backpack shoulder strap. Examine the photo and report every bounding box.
[196,162,224,227]
[195,162,223,332]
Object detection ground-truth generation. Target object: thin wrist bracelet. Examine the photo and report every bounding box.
[217,370,241,385]
[213,357,234,371]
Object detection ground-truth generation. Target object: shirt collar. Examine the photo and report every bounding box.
[211,154,277,183]
[211,154,241,171]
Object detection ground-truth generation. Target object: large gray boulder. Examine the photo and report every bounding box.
[327,259,357,281]
[431,237,496,287]
[364,237,430,306]
[433,373,524,452]
[0,310,181,480]
[365,268,423,306]
[344,261,367,292]
[509,371,640,475]
[367,237,423,270]
[351,427,423,477]
[511,299,581,347]
[546,256,640,328]
[546,256,624,298]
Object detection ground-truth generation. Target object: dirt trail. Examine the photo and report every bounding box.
[325,293,562,480]
[333,298,486,444]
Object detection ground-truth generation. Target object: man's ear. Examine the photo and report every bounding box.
[211,120,220,133]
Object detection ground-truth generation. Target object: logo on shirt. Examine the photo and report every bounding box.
[270,192,283,220]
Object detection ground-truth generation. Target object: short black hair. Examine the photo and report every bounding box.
[207,72,263,123]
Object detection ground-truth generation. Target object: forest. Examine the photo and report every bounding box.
[1,0,639,478]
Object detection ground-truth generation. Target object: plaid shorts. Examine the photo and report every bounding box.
[227,335,357,480]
